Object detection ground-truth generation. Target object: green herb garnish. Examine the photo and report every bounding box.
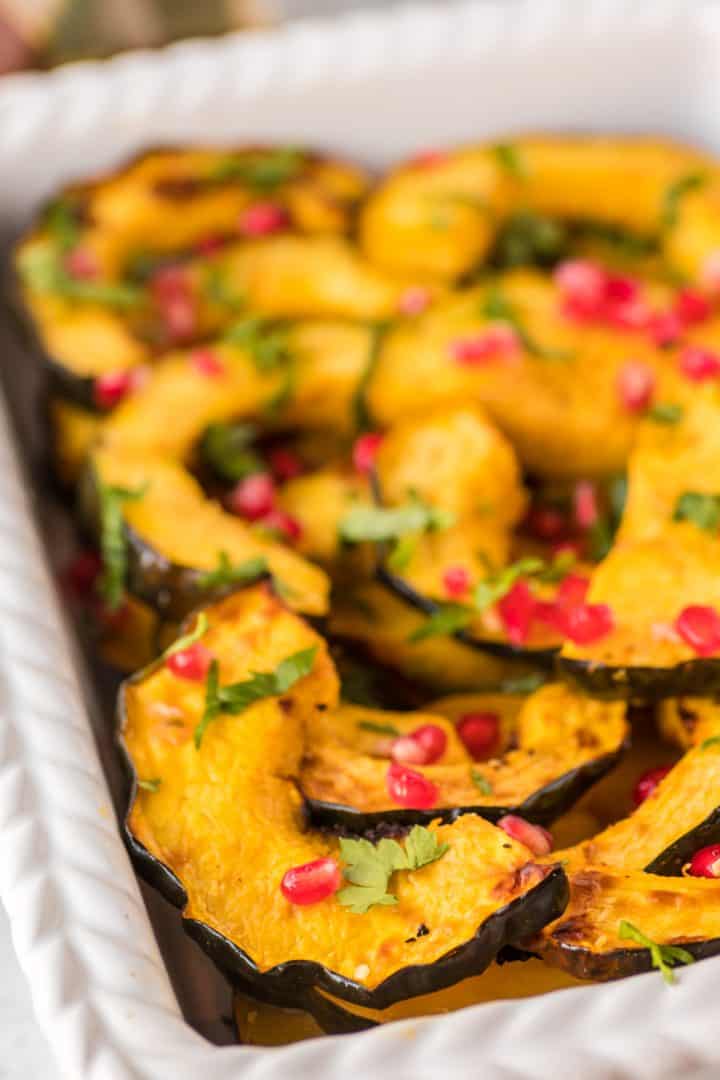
[386,533,417,572]
[162,613,208,660]
[208,148,304,190]
[336,826,449,914]
[662,173,708,229]
[408,602,474,642]
[481,286,573,360]
[199,422,262,482]
[647,402,683,425]
[18,246,142,307]
[339,500,455,544]
[701,735,720,751]
[491,211,567,269]
[196,552,269,591]
[474,557,545,612]
[673,491,720,533]
[618,920,694,984]
[194,646,317,748]
[203,264,245,312]
[353,321,392,432]
[44,198,82,253]
[137,778,162,793]
[471,769,493,796]
[357,720,401,736]
[98,482,147,610]
[492,143,528,179]
[224,317,292,371]
[499,672,547,694]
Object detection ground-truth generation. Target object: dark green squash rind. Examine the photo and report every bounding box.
[559,655,720,702]
[305,744,627,832]
[644,807,720,876]
[533,938,720,982]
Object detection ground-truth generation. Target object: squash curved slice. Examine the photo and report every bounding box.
[301,684,627,829]
[120,585,568,1010]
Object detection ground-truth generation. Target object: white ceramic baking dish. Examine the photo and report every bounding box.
[2,2,720,1077]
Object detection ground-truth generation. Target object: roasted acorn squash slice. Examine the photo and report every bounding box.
[120,585,568,1009]
[301,684,627,829]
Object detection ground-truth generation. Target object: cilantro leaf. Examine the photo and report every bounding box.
[196,552,268,591]
[491,211,567,270]
[97,482,147,610]
[44,198,82,253]
[208,148,304,190]
[18,245,142,307]
[701,735,720,751]
[357,719,401,736]
[339,500,455,544]
[474,557,545,612]
[223,316,291,371]
[499,672,547,694]
[137,778,162,793]
[662,172,707,229]
[618,920,694,984]
[408,602,474,642]
[471,769,493,796]
[200,422,262,482]
[386,533,417,572]
[353,321,391,432]
[162,613,208,660]
[336,827,449,914]
[492,142,529,179]
[481,286,573,361]
[647,402,683,425]
[203,264,245,311]
[194,646,317,748]
[673,491,720,533]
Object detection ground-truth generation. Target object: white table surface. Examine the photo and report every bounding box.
[0,901,58,1079]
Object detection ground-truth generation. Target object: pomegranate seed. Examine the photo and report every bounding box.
[190,348,224,376]
[573,481,599,530]
[392,724,447,766]
[386,762,438,809]
[166,643,213,682]
[604,273,639,305]
[280,857,342,905]
[675,287,712,325]
[63,550,102,598]
[554,259,607,317]
[227,473,276,520]
[525,506,568,541]
[94,598,130,633]
[398,286,432,316]
[675,605,720,656]
[443,565,470,597]
[605,296,652,332]
[151,265,197,343]
[352,432,384,474]
[687,844,720,879]
[633,765,672,807]
[450,324,520,365]
[238,202,289,237]
[497,814,553,856]
[555,573,591,609]
[679,345,720,382]
[647,310,683,347]
[498,580,536,646]
[700,251,720,295]
[561,602,614,645]
[456,712,500,760]
[94,370,133,409]
[194,233,226,256]
[617,360,656,412]
[64,247,98,279]
[268,447,303,481]
[259,509,303,543]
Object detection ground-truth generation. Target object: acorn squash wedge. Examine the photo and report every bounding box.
[120,585,568,1010]
[301,684,627,830]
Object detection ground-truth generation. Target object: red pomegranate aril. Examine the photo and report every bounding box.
[675,605,720,656]
[352,432,384,474]
[525,506,568,541]
[151,266,197,342]
[443,565,470,598]
[633,765,672,807]
[687,844,720,879]
[386,762,438,809]
[679,345,720,382]
[451,324,520,365]
[675,287,712,325]
[227,473,276,520]
[497,814,553,856]
[280,857,342,905]
[268,447,304,481]
[573,481,599,530]
[392,724,447,766]
[238,202,289,237]
[554,259,607,317]
[190,348,224,376]
[398,286,432,316]
[64,246,98,279]
[701,251,720,295]
[555,573,591,610]
[604,273,639,305]
[194,233,226,256]
[498,579,536,646]
[64,550,102,598]
[259,509,303,543]
[617,360,656,412]
[561,602,614,645]
[647,310,683,348]
[94,370,133,409]
[606,297,652,332]
[166,643,213,682]
[456,712,500,760]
